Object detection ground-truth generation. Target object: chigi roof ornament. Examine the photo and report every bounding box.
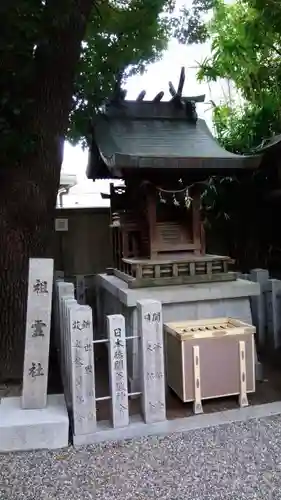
[87,65,261,180]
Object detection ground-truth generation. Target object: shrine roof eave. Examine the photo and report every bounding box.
[99,151,262,171]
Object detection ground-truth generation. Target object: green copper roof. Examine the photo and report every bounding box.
[87,100,262,179]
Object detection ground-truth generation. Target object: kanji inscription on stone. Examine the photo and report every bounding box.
[22,258,54,409]
[107,314,129,428]
[70,305,96,436]
[137,299,166,424]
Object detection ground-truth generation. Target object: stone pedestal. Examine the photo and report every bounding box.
[96,274,260,392]
[0,394,69,452]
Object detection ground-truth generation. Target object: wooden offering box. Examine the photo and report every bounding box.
[164,318,256,413]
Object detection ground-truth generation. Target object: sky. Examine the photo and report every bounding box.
[60,0,234,208]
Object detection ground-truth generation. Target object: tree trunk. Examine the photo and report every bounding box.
[0,163,58,381]
[0,0,94,382]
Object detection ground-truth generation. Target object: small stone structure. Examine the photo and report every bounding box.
[54,279,167,446]
[239,269,281,350]
[2,262,280,453]
[96,273,260,393]
[0,259,69,453]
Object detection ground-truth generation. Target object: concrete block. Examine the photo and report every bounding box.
[0,394,69,452]
[97,274,262,395]
[96,274,260,307]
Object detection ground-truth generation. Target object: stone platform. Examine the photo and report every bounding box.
[73,401,281,446]
[96,275,260,392]
[0,394,69,452]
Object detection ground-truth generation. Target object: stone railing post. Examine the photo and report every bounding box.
[69,304,96,436]
[107,314,129,428]
[137,299,166,424]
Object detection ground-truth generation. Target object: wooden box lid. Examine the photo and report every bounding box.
[164,317,256,340]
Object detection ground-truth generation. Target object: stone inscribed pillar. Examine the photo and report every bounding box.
[54,270,64,281]
[265,279,281,349]
[76,275,86,304]
[56,281,75,336]
[59,293,75,400]
[250,268,269,348]
[137,299,166,424]
[107,314,129,428]
[70,305,96,436]
[22,258,54,409]
[63,297,77,409]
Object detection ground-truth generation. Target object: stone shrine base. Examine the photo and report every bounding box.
[96,275,260,392]
[0,394,69,453]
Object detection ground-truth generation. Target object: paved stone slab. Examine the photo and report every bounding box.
[0,394,69,452]
[73,401,281,446]
[3,404,281,500]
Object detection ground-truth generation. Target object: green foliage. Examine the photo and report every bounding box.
[197,0,281,153]
[0,1,44,161]
[174,0,215,45]
[211,100,281,154]
[0,0,211,154]
[70,0,174,145]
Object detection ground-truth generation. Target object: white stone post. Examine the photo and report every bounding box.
[238,273,250,281]
[55,282,74,384]
[57,282,75,335]
[137,299,166,424]
[76,274,86,304]
[107,314,129,428]
[250,269,269,348]
[63,297,77,408]
[22,258,54,409]
[59,293,75,398]
[69,304,96,436]
[54,270,64,281]
[265,279,281,349]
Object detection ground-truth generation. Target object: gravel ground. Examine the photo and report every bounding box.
[1,415,281,500]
